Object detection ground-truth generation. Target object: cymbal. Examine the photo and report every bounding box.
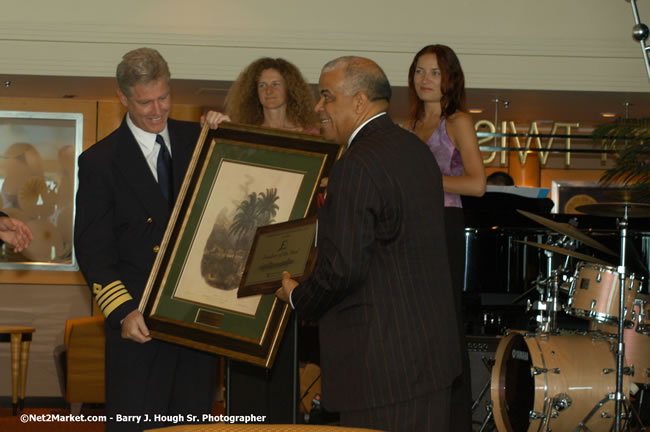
[516,209,618,256]
[515,240,613,266]
[601,188,650,203]
[575,202,650,218]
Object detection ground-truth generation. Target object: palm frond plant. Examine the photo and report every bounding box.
[593,118,650,197]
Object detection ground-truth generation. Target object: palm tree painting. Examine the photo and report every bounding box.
[229,192,261,245]
[201,187,281,290]
[256,188,280,225]
[172,160,304,311]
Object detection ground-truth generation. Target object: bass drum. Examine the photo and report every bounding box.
[491,331,629,432]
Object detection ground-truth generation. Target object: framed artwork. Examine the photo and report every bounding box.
[140,123,341,368]
[0,111,83,271]
[238,216,318,298]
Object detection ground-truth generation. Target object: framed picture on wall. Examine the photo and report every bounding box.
[140,123,341,368]
[0,111,83,271]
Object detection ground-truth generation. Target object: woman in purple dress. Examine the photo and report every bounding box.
[407,44,486,431]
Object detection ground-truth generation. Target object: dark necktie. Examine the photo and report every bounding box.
[156,134,173,208]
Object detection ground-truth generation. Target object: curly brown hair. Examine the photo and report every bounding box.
[224,58,318,129]
[408,44,466,122]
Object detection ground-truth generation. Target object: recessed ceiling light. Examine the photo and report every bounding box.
[468,108,483,114]
[600,112,616,118]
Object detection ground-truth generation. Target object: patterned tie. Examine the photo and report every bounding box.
[156,134,173,208]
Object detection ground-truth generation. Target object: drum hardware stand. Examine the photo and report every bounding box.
[472,358,495,414]
[472,357,496,432]
[575,394,631,432]
[532,393,572,432]
[540,236,574,334]
[524,246,570,334]
[626,394,647,431]
[478,404,495,432]
[615,207,630,432]
[630,385,648,431]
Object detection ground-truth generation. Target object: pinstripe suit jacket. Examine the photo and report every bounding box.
[74,117,200,328]
[292,114,462,412]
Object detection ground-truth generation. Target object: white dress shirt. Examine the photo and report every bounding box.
[125,114,172,182]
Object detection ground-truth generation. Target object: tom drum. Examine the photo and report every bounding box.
[567,262,641,325]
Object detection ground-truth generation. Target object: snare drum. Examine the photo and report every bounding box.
[491,331,629,432]
[568,262,641,325]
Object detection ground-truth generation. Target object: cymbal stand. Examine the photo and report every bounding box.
[615,207,630,432]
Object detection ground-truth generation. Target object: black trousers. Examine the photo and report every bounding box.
[340,386,452,432]
[105,326,218,432]
[228,314,298,423]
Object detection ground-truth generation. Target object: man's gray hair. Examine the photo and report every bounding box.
[116,48,170,96]
[322,56,392,102]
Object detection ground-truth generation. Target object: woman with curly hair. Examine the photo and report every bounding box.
[222,57,318,133]
[407,44,486,432]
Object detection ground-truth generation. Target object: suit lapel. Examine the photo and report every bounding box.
[113,119,170,224]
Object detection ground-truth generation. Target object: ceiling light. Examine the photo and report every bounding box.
[468,108,483,114]
[600,112,617,118]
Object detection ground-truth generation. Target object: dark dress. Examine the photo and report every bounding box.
[417,117,472,431]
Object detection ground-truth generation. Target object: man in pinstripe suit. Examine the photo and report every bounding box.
[276,56,463,431]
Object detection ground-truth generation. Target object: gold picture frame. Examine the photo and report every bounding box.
[139,123,341,368]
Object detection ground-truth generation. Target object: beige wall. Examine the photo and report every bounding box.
[0,0,648,92]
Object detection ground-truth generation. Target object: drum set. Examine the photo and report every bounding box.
[476,200,650,432]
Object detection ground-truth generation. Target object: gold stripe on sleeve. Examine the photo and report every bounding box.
[95,280,133,318]
[95,280,124,307]
[102,292,134,317]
